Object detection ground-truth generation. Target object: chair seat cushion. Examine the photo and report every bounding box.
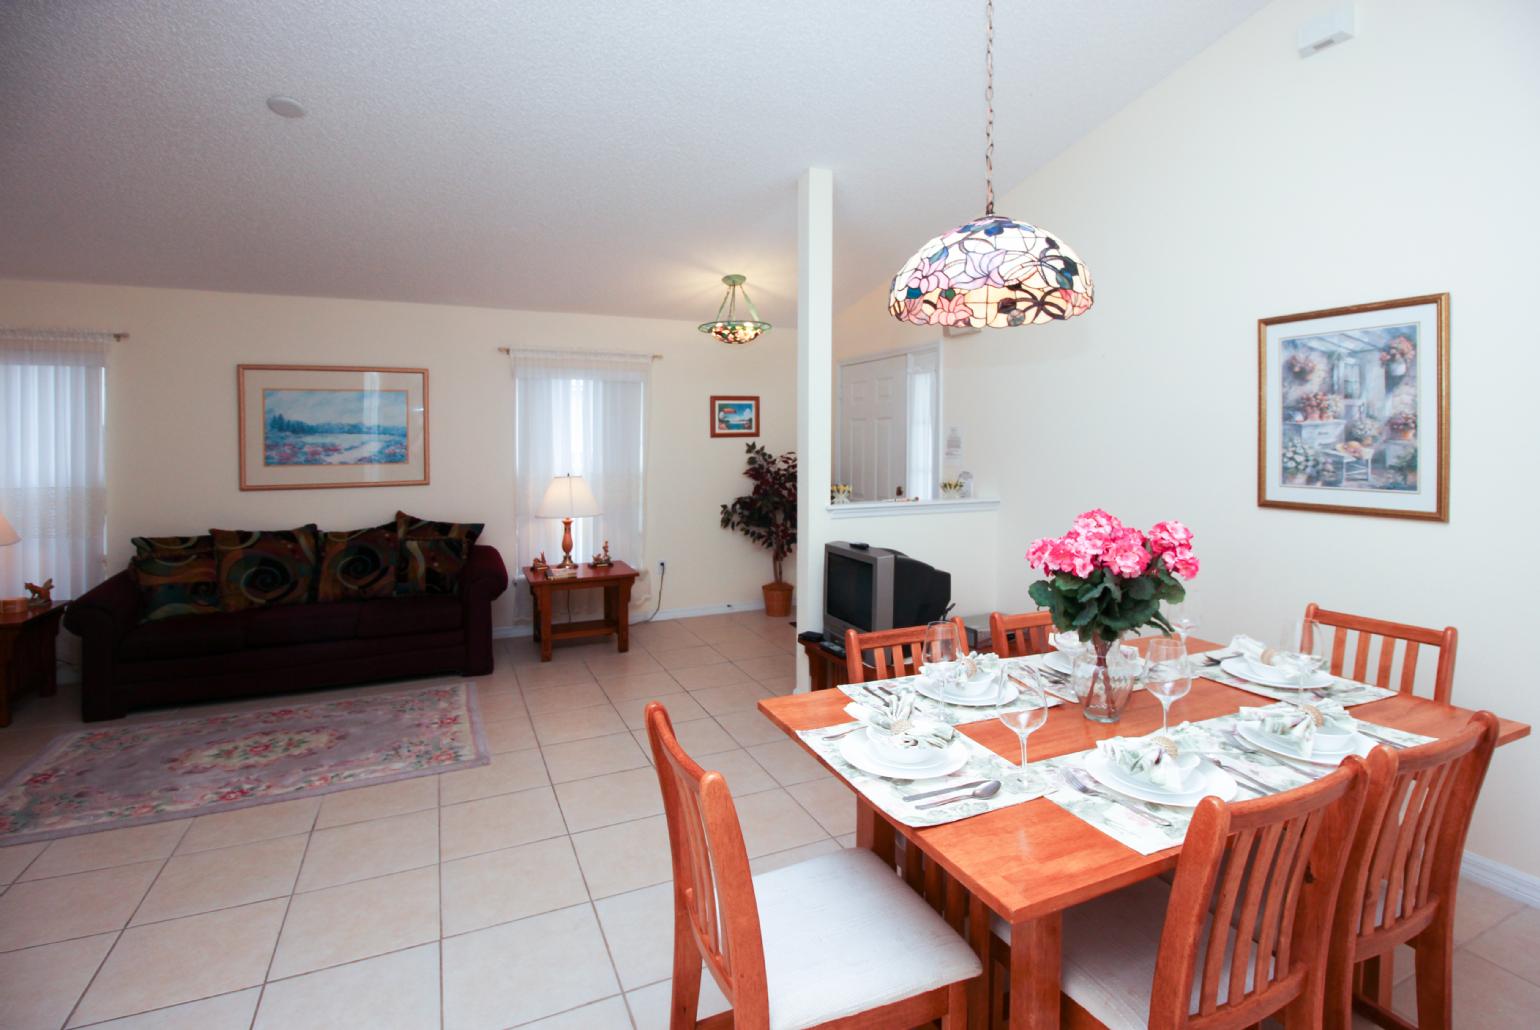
[753,848,981,1030]
[992,876,1256,1030]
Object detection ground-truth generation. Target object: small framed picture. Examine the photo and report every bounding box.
[1258,294,1448,521]
[710,395,760,438]
[238,364,429,490]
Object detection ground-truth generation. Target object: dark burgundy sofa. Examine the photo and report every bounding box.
[64,544,508,721]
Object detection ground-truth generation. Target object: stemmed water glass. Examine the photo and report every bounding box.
[1278,619,1327,689]
[1144,637,1191,737]
[996,669,1049,794]
[1168,599,1199,645]
[922,621,960,721]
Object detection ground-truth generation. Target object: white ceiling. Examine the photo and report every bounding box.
[0,0,1269,327]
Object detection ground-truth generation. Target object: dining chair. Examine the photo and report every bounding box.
[1325,711,1498,1030]
[988,610,1055,659]
[1303,604,1458,704]
[990,760,1367,1029]
[844,615,967,684]
[644,701,981,1029]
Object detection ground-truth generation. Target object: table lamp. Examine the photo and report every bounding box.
[536,475,601,569]
[0,512,24,613]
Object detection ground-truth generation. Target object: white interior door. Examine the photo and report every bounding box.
[839,354,908,500]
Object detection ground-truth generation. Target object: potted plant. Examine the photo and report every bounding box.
[1300,392,1341,422]
[1282,438,1316,484]
[939,478,965,499]
[1346,416,1380,445]
[1380,335,1415,377]
[1285,352,1318,380]
[1387,410,1417,440]
[721,443,797,617]
[1027,511,1199,723]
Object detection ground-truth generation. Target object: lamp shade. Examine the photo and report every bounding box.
[536,475,602,519]
[0,512,18,547]
[888,214,1094,328]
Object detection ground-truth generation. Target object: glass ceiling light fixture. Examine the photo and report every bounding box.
[698,274,771,345]
[889,0,1094,329]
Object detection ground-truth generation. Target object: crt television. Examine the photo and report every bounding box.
[822,541,951,641]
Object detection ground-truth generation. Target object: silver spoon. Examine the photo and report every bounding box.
[915,780,1003,810]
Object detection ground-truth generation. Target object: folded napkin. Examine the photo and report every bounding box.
[1238,700,1356,756]
[1095,734,1194,792]
[843,702,956,749]
[955,651,1001,678]
[1228,634,1281,666]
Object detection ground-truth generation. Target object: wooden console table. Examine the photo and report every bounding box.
[523,562,638,662]
[1,601,67,727]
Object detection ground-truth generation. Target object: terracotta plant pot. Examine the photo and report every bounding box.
[762,581,793,618]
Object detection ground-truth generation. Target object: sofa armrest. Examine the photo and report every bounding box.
[461,544,509,603]
[64,568,142,721]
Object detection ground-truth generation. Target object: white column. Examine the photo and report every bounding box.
[795,167,834,692]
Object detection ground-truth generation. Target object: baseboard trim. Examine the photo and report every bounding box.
[1461,850,1540,907]
[491,599,773,640]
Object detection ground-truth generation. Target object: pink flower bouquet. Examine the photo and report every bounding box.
[1026,510,1198,651]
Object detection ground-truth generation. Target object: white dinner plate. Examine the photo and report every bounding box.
[838,731,969,780]
[1220,656,1334,691]
[1083,750,1239,808]
[1235,723,1369,766]
[912,676,1019,708]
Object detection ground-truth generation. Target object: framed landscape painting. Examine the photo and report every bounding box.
[238,365,429,490]
[710,395,760,438]
[1258,294,1448,521]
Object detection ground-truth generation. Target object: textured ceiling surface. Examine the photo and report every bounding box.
[0,0,1268,325]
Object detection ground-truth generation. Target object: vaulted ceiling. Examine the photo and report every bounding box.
[0,0,1269,326]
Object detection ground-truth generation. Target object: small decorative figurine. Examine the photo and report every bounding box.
[590,540,613,568]
[25,579,54,607]
[531,552,549,573]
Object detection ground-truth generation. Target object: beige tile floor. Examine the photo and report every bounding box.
[0,610,1533,1028]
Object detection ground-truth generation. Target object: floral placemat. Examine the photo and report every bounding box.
[1034,707,1433,856]
[837,665,1065,728]
[1191,647,1398,707]
[797,723,1043,828]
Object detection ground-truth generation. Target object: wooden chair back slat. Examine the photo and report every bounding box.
[645,702,770,1024]
[1305,603,1458,704]
[1327,713,1498,1029]
[988,610,1055,659]
[1150,760,1367,1030]
[844,617,967,684]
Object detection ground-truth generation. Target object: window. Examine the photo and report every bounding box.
[0,330,109,599]
[511,349,650,616]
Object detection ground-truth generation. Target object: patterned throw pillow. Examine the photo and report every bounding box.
[394,511,484,595]
[210,526,319,611]
[130,536,220,622]
[316,523,399,602]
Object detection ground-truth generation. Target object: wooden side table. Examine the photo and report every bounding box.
[798,633,848,691]
[523,562,639,662]
[0,601,67,727]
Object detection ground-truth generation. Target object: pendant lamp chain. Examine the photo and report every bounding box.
[984,0,995,217]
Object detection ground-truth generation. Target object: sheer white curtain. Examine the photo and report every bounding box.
[0,330,110,599]
[907,348,940,500]
[511,350,651,619]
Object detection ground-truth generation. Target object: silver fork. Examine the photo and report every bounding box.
[1060,768,1173,828]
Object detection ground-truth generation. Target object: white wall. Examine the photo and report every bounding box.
[0,279,797,627]
[834,0,1540,877]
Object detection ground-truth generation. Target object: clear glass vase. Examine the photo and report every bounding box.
[1072,634,1138,724]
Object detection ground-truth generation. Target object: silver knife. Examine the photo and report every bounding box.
[1207,758,1278,796]
[1009,672,1076,706]
[902,779,987,802]
[1357,726,1409,749]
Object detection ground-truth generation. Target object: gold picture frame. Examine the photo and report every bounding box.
[238,364,430,490]
[1257,294,1448,521]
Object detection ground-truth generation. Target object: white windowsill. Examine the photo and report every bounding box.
[825,498,1001,518]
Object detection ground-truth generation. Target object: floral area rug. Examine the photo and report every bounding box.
[0,683,488,845]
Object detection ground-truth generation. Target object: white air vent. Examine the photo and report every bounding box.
[1298,4,1356,57]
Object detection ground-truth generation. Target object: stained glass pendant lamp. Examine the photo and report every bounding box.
[889,0,1094,328]
[698,274,771,345]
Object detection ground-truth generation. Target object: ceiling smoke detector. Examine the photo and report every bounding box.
[265,95,307,119]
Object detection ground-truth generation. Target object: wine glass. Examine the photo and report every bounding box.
[996,669,1049,793]
[922,621,960,720]
[1168,599,1199,645]
[1278,619,1326,689]
[1144,637,1191,737]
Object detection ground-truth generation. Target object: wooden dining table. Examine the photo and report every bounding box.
[756,636,1530,1030]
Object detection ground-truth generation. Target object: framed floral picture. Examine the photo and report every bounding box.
[238,365,429,490]
[710,395,760,438]
[1258,294,1448,521]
